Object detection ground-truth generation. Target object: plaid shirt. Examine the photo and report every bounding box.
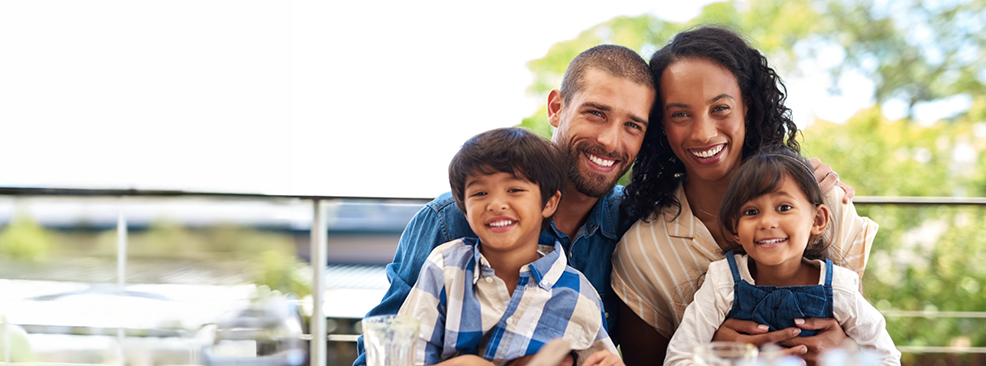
[397,238,616,366]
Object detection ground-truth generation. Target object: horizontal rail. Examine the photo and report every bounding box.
[0,186,432,202]
[896,346,986,354]
[881,311,986,318]
[3,187,986,206]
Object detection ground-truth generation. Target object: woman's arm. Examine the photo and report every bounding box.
[617,300,668,366]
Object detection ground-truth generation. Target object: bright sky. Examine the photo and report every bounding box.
[0,0,892,199]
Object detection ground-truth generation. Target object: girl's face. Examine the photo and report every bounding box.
[732,173,829,270]
[660,58,747,183]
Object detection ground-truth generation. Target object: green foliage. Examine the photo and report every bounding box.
[0,216,52,261]
[254,250,311,299]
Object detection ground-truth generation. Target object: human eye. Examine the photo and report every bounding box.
[469,191,487,197]
[742,208,759,216]
[777,204,793,212]
[624,121,643,131]
[712,105,730,113]
[507,187,526,193]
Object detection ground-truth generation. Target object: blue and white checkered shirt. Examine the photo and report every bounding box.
[397,238,616,366]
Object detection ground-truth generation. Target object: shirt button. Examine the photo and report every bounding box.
[485,277,493,283]
[506,318,513,325]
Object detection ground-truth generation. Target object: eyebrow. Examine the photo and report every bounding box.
[582,102,650,127]
[664,94,735,111]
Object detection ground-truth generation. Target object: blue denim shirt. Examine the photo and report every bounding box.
[354,187,632,366]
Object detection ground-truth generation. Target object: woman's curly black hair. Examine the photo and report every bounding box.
[621,25,801,222]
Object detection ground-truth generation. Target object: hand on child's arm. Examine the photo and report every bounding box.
[714,318,807,358]
[580,350,623,366]
[503,354,574,366]
[809,157,854,203]
[780,318,849,366]
[436,355,496,366]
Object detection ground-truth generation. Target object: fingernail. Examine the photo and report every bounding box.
[792,328,801,336]
[800,346,808,355]
[794,318,805,325]
[758,324,769,331]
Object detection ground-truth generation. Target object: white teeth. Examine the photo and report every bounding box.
[488,220,513,228]
[587,153,616,167]
[691,145,724,158]
[757,238,786,245]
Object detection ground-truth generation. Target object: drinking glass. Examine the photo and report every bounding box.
[362,315,420,366]
[693,342,759,366]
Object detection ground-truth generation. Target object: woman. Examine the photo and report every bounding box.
[611,26,878,365]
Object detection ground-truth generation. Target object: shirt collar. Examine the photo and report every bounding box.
[468,238,567,290]
[552,186,624,241]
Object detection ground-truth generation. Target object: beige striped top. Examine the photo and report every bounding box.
[611,184,878,338]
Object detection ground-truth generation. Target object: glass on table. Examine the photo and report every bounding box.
[362,315,420,366]
[693,341,759,366]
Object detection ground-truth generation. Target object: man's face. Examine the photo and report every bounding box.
[549,68,655,198]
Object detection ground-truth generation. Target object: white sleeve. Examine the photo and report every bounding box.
[664,261,732,366]
[833,267,901,366]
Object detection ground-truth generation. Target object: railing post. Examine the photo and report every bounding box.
[311,199,327,366]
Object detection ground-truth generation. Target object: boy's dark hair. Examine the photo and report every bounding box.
[718,147,832,261]
[449,128,566,229]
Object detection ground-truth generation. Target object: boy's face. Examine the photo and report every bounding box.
[463,171,560,256]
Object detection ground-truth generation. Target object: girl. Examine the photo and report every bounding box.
[663,148,900,366]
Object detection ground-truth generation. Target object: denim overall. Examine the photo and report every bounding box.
[725,251,834,337]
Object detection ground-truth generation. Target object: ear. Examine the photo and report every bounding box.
[541,190,562,218]
[547,89,564,128]
[811,204,830,235]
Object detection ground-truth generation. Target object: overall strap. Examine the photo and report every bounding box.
[823,258,834,286]
[725,251,742,283]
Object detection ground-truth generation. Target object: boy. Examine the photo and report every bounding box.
[397,128,621,366]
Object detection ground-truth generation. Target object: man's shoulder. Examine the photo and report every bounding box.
[422,192,462,215]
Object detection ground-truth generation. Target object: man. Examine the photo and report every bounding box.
[353,44,656,366]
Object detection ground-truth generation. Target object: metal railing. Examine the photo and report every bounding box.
[2,187,986,361]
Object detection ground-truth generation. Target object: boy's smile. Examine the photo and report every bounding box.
[464,171,559,257]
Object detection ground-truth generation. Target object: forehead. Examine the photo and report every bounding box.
[660,58,740,104]
[754,174,809,202]
[464,170,528,186]
[570,68,655,111]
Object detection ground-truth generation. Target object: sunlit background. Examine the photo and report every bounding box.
[1,0,985,365]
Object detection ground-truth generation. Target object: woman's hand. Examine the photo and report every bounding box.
[780,318,850,366]
[440,355,496,366]
[809,157,855,203]
[712,319,807,357]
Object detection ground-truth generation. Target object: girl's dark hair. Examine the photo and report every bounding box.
[717,147,831,261]
[622,25,800,221]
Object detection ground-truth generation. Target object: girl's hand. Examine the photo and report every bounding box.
[580,350,623,366]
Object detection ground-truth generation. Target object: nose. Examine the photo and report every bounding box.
[596,120,621,152]
[486,192,508,212]
[758,211,779,229]
[691,115,717,144]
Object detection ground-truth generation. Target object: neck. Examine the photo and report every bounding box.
[552,182,599,239]
[683,172,734,219]
[481,243,540,293]
[749,258,819,287]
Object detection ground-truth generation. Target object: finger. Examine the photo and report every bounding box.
[773,344,809,358]
[836,181,856,203]
[745,328,802,346]
[580,351,606,366]
[721,318,771,335]
[556,355,575,366]
[794,318,839,331]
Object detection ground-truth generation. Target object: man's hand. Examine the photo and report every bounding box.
[809,157,855,203]
[713,318,807,357]
[438,355,496,366]
[780,318,849,366]
[581,350,623,366]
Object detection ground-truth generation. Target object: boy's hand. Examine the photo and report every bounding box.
[580,350,623,366]
[504,354,574,366]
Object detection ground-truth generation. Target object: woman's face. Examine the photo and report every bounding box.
[660,58,747,184]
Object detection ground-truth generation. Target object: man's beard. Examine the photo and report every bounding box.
[561,141,630,198]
